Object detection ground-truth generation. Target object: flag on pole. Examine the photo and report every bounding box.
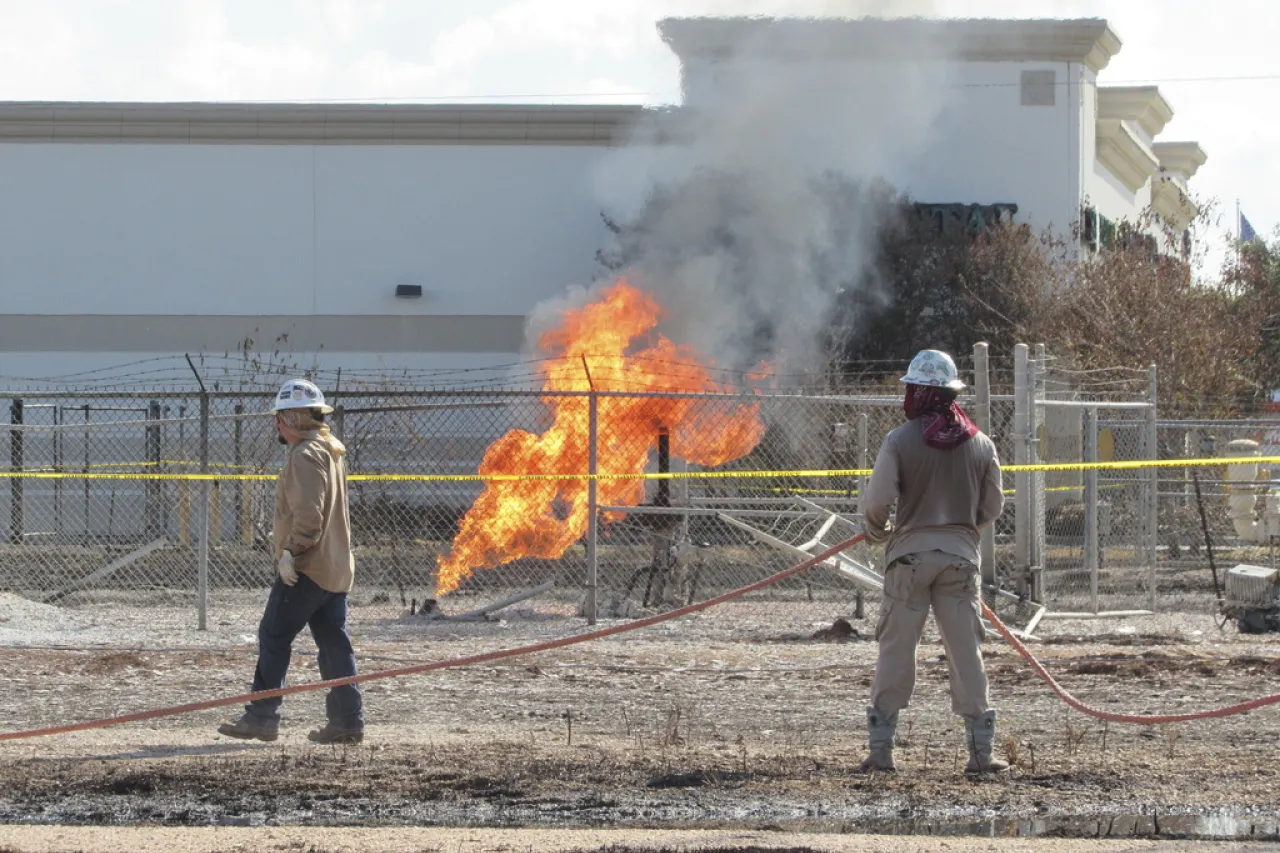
[1240,208,1259,242]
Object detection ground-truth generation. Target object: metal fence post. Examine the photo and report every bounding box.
[198,392,210,631]
[973,342,996,586]
[1032,343,1047,603]
[146,400,162,538]
[1146,364,1159,612]
[9,398,22,545]
[1013,345,1030,598]
[972,342,992,433]
[177,404,189,546]
[234,402,251,546]
[1084,406,1099,614]
[856,410,870,619]
[53,405,63,538]
[82,404,90,543]
[1183,428,1198,507]
[585,391,599,625]
[856,412,869,496]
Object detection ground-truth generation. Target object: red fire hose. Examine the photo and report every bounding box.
[2,532,1279,742]
[980,600,1280,724]
[0,535,867,742]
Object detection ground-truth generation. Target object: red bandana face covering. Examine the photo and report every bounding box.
[903,384,979,450]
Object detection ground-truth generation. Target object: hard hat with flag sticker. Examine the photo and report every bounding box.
[900,349,965,391]
[271,378,334,414]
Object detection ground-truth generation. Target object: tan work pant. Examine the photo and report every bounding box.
[870,550,990,718]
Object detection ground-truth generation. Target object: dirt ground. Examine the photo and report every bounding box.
[1,599,1280,850]
[0,826,1277,853]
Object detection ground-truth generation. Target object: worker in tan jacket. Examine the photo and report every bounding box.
[218,378,363,745]
[857,350,1006,774]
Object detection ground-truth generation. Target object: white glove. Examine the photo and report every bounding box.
[277,551,299,586]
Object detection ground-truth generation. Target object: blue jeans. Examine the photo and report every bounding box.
[244,574,363,730]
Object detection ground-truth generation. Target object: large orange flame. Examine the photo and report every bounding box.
[435,278,768,595]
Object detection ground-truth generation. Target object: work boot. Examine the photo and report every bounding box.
[307,723,364,745]
[963,710,1011,774]
[217,714,279,743]
[855,706,898,773]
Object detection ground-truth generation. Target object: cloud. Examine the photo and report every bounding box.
[0,5,88,100]
[169,2,332,99]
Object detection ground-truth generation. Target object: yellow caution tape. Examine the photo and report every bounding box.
[0,455,1274,483]
[23,460,267,473]
[731,487,862,496]
[1010,483,1130,495]
[731,482,1132,498]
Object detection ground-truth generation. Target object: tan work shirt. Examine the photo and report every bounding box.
[862,420,1004,567]
[274,437,355,594]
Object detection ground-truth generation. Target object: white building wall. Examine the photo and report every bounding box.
[904,60,1082,234]
[313,145,610,318]
[678,56,1085,234]
[0,19,1207,384]
[1087,157,1154,228]
[0,142,611,320]
[1085,95,1158,229]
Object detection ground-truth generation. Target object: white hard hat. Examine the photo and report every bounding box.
[271,378,334,414]
[900,349,965,391]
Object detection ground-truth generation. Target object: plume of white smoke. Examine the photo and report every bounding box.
[527,1,965,381]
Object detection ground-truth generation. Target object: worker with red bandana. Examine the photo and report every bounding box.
[856,349,1007,774]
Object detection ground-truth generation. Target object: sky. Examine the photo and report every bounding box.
[0,0,1274,262]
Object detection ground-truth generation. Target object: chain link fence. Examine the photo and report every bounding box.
[0,387,890,633]
[1154,416,1280,610]
[4,344,1227,642]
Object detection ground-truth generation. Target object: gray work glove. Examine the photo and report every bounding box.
[277,551,299,586]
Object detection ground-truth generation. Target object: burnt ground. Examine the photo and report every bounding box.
[2,606,1280,848]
